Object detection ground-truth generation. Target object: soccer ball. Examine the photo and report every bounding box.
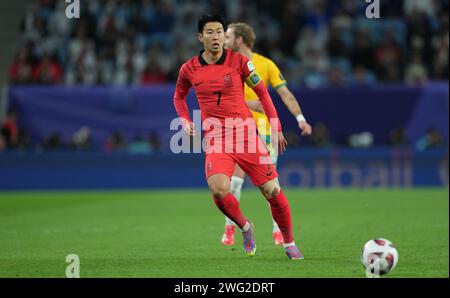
[361,238,398,276]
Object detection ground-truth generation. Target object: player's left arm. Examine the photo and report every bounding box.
[241,59,287,153]
[246,99,265,113]
[276,85,312,136]
[242,61,280,129]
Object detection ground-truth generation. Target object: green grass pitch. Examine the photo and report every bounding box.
[0,188,448,278]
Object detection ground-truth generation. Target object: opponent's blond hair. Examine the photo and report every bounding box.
[228,22,256,49]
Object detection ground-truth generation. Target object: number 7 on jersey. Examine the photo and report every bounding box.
[213,92,222,106]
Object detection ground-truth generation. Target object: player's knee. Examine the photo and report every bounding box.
[209,182,230,199]
[270,178,281,197]
[261,180,280,199]
[267,186,280,199]
[271,186,280,197]
[212,188,228,200]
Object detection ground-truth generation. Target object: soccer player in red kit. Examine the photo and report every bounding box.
[173,14,303,259]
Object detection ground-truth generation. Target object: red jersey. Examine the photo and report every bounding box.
[173,49,281,142]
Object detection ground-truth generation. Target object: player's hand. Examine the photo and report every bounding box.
[272,131,287,155]
[299,121,312,136]
[183,122,195,136]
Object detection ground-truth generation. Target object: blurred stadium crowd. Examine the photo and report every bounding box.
[2,0,448,152]
[8,0,449,87]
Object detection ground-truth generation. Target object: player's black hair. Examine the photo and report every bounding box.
[198,14,226,33]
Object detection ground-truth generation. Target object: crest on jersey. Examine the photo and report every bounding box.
[224,74,233,88]
[247,61,255,72]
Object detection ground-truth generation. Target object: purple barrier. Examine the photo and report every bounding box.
[7,83,448,148]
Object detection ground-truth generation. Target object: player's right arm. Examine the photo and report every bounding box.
[173,64,195,136]
[276,85,312,136]
[268,60,312,136]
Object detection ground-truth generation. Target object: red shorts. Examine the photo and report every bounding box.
[204,138,278,186]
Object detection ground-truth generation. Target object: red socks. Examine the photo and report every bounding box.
[213,190,294,243]
[266,190,294,243]
[213,192,247,229]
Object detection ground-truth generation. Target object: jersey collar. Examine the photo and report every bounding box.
[198,49,227,66]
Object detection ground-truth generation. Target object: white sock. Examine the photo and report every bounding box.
[225,176,245,226]
[225,218,235,226]
[230,176,244,200]
[283,242,296,248]
[267,200,280,232]
[272,219,280,232]
[241,221,251,232]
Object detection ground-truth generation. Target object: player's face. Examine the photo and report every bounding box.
[198,22,225,54]
[224,28,239,51]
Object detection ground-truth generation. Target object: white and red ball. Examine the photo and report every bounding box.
[361,238,398,275]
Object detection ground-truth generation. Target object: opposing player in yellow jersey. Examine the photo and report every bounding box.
[222,22,312,246]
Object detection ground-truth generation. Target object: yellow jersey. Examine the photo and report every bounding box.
[244,53,287,136]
